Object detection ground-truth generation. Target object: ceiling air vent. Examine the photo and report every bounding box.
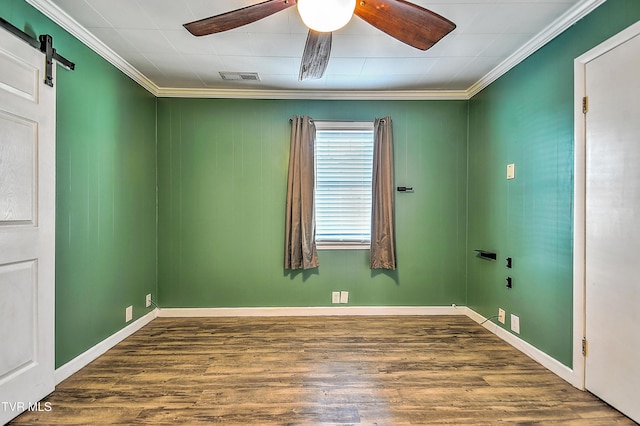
[219,72,261,81]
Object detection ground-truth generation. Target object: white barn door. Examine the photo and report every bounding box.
[0,27,56,424]
[584,25,640,423]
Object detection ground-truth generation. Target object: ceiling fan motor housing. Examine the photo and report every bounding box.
[297,0,357,32]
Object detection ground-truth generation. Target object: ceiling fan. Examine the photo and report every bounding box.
[183,0,456,81]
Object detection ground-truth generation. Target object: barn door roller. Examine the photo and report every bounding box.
[0,16,75,87]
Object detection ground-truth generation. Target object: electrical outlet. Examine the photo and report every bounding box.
[332,291,340,304]
[340,291,349,304]
[146,294,152,308]
[125,305,133,322]
[511,314,520,334]
[498,308,506,324]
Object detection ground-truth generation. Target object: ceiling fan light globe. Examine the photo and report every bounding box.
[297,0,356,32]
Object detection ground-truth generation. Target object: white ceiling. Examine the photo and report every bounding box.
[30,0,604,98]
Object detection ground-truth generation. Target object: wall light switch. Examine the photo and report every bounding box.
[507,163,515,179]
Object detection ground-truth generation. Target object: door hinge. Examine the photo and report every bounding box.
[582,337,588,356]
[582,96,589,114]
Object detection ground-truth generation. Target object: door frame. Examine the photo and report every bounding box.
[572,19,640,391]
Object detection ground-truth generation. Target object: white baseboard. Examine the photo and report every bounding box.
[54,309,158,385]
[158,305,465,317]
[54,305,580,390]
[465,308,581,388]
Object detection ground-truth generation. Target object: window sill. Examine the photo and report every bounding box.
[317,244,370,250]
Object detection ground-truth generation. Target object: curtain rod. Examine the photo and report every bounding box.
[289,118,385,123]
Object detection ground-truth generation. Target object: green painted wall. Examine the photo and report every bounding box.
[4,0,639,374]
[467,0,640,367]
[157,99,468,308]
[1,2,158,367]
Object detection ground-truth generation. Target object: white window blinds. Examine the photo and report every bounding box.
[314,121,374,247]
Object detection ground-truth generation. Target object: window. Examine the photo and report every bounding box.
[314,121,374,249]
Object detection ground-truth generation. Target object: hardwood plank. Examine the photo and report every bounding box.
[8,316,635,425]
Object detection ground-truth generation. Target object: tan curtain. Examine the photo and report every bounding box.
[284,116,319,270]
[370,117,396,270]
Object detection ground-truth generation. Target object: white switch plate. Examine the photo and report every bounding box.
[145,294,152,308]
[498,308,506,324]
[507,163,515,179]
[125,305,133,322]
[340,291,349,304]
[332,292,340,304]
[511,314,520,334]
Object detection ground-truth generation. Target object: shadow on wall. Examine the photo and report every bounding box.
[284,268,320,282]
[371,268,399,286]
[282,261,400,285]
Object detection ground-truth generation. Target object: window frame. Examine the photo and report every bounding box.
[313,120,375,250]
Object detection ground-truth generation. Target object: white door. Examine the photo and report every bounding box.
[0,27,56,424]
[584,28,640,423]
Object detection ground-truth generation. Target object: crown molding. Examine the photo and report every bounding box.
[27,0,605,101]
[156,86,471,100]
[25,0,161,96]
[467,0,607,98]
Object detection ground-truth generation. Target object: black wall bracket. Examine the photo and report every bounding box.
[473,250,497,261]
[1,17,75,87]
[397,186,414,192]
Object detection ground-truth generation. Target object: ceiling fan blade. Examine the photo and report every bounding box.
[299,30,332,80]
[354,0,455,50]
[184,0,296,36]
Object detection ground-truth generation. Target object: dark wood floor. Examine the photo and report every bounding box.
[9,316,634,425]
